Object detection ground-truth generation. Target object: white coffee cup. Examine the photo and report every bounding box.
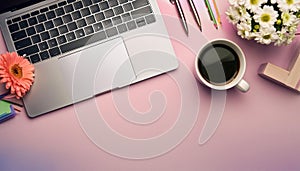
[195,39,250,92]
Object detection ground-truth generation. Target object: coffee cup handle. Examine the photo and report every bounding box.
[236,79,250,92]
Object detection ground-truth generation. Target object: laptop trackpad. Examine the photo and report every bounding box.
[59,37,136,102]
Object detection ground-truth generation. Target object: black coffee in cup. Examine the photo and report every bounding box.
[197,44,240,85]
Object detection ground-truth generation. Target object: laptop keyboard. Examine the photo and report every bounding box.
[6,0,156,64]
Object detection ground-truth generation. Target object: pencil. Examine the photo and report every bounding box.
[212,0,222,26]
[204,0,218,29]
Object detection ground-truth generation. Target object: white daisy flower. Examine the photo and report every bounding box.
[281,11,297,25]
[254,6,279,28]
[226,0,300,45]
[255,27,278,44]
[237,21,252,39]
[226,6,242,24]
[245,0,268,12]
[229,0,246,7]
[277,0,300,12]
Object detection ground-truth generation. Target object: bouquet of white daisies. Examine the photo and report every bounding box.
[226,0,300,45]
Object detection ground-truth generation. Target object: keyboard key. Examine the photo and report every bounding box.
[45,21,54,30]
[66,32,76,41]
[127,20,137,30]
[75,29,85,38]
[60,31,106,53]
[77,19,87,28]
[35,24,45,33]
[46,11,56,19]
[28,17,38,26]
[103,19,113,28]
[90,5,100,14]
[123,3,133,12]
[30,54,41,64]
[26,27,36,36]
[58,1,67,7]
[112,16,122,25]
[49,47,61,57]
[131,6,152,19]
[38,42,49,51]
[92,0,101,3]
[119,0,128,4]
[136,17,146,27]
[62,14,72,24]
[82,0,92,7]
[104,9,114,18]
[12,17,21,23]
[54,17,63,26]
[106,27,118,37]
[121,13,131,22]
[67,0,76,3]
[64,4,74,13]
[37,14,47,22]
[145,14,156,24]
[113,6,124,15]
[12,30,27,41]
[40,8,48,13]
[108,0,118,7]
[93,23,103,32]
[86,15,96,25]
[67,22,77,31]
[31,10,39,16]
[117,23,127,33]
[95,13,105,21]
[57,35,67,44]
[41,32,50,41]
[84,26,94,35]
[14,38,32,50]
[132,0,149,9]
[58,25,68,34]
[72,11,82,20]
[8,24,19,33]
[50,28,59,37]
[99,1,109,10]
[81,8,91,17]
[19,20,29,29]
[31,35,41,43]
[17,45,39,56]
[40,51,50,60]
[49,4,58,10]
[21,14,30,20]
[7,20,12,25]
[48,39,58,48]
[55,8,65,16]
[74,1,83,10]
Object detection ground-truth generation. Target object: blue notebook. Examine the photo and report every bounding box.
[0,101,16,123]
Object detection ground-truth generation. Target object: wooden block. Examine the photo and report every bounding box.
[259,53,300,93]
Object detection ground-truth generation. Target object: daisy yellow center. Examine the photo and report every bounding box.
[10,64,23,79]
[263,35,271,39]
[250,0,259,5]
[261,14,271,22]
[286,0,294,5]
[283,13,290,22]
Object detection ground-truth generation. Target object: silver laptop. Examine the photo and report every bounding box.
[0,0,178,117]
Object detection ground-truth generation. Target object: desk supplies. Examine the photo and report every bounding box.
[188,0,202,31]
[212,0,222,26]
[0,101,16,123]
[204,0,218,29]
[170,0,189,35]
[259,52,300,93]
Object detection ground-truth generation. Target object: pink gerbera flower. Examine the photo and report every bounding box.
[0,52,34,99]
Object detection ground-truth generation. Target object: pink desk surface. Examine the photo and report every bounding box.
[1,1,300,171]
